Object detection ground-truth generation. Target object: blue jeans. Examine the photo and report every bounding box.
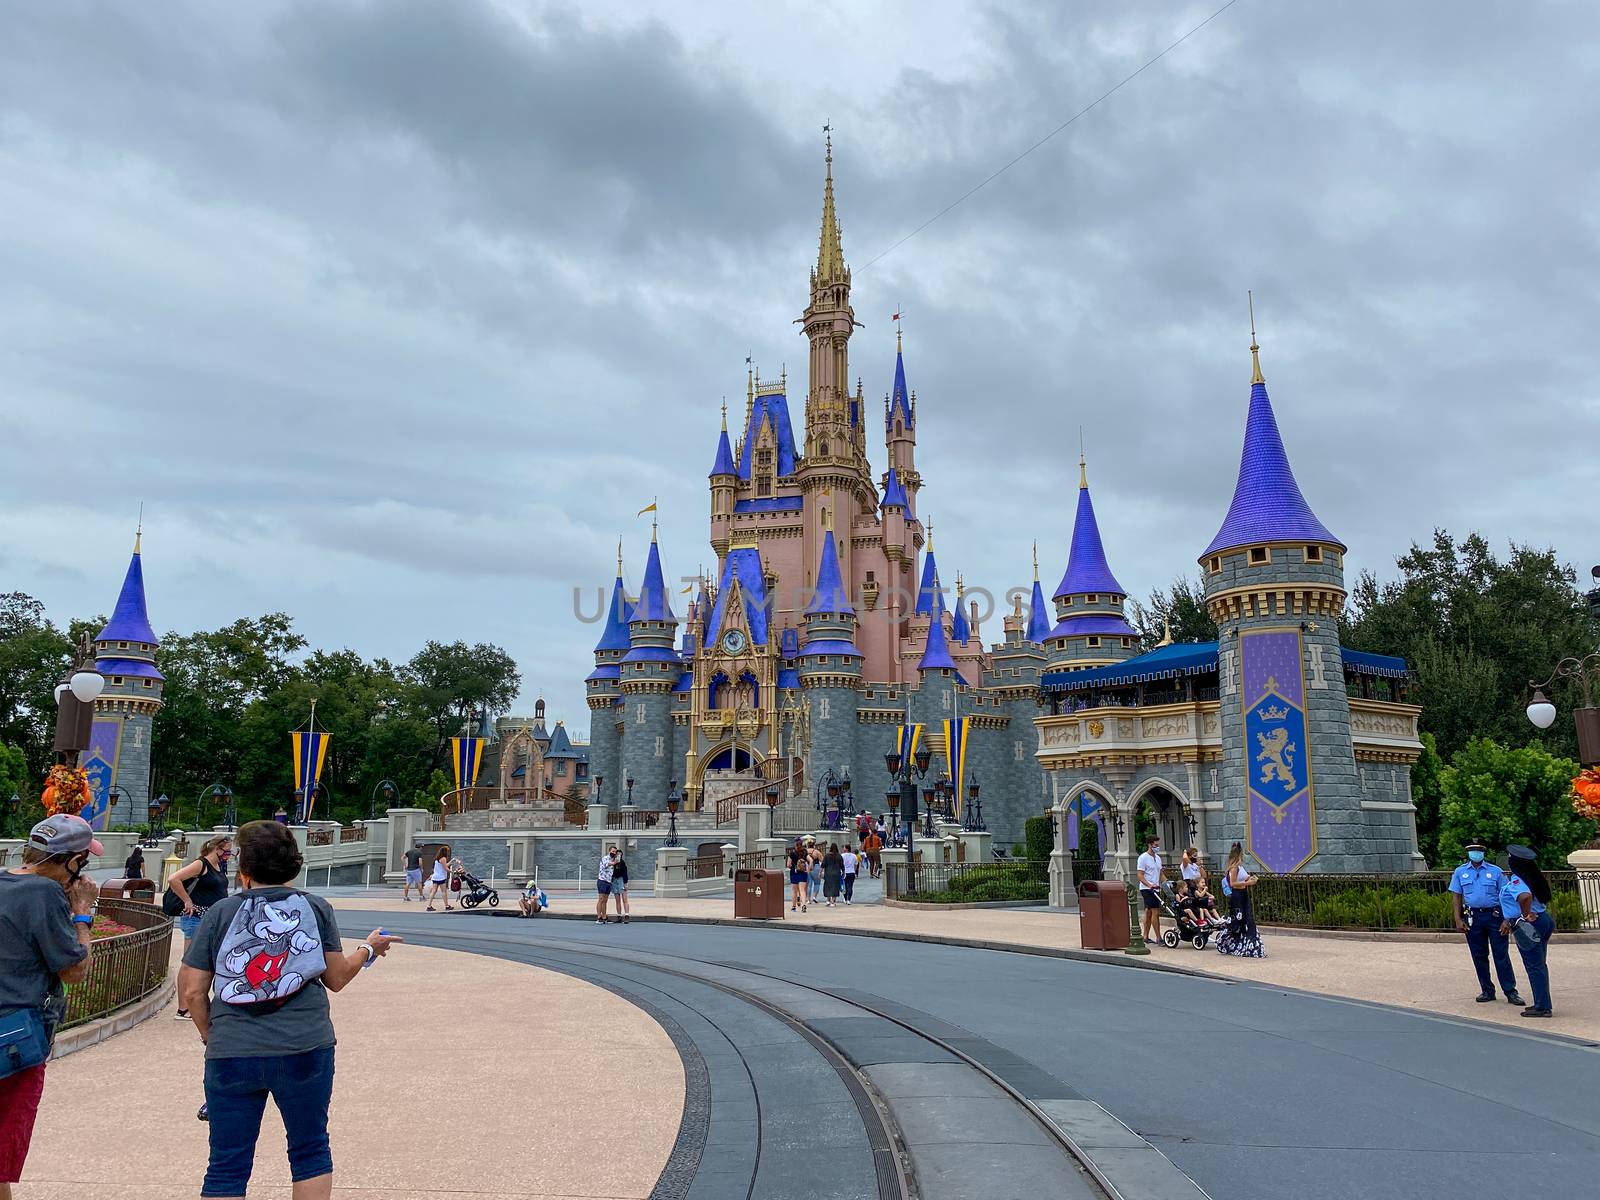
[1463,907,1518,996]
[1511,912,1556,1011]
[202,1046,335,1195]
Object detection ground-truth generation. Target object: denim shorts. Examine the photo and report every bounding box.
[177,914,204,940]
[202,1045,335,1196]
[610,879,627,895]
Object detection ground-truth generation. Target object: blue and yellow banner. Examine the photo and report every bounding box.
[894,723,924,766]
[942,717,969,816]
[291,729,330,821]
[451,736,486,792]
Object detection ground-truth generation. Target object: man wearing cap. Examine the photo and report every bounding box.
[0,815,102,1195]
[1449,837,1523,1007]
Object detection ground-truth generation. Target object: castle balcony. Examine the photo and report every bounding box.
[1034,700,1222,771]
[1348,698,1423,762]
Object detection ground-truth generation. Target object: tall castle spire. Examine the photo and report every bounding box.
[816,131,846,286]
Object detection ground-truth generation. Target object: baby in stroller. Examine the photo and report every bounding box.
[456,868,499,910]
[1161,880,1225,948]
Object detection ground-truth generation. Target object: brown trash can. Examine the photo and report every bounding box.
[1078,879,1129,950]
[99,877,157,902]
[735,868,784,920]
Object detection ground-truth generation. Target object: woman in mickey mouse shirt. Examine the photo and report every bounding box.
[178,820,400,1199]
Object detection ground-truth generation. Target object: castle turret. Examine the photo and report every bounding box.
[1045,454,1139,671]
[709,402,737,557]
[1203,319,1361,872]
[619,529,681,808]
[885,330,919,513]
[799,527,862,787]
[1027,543,1052,645]
[88,531,164,828]
[585,547,631,807]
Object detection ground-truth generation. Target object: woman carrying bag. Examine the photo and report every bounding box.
[1214,842,1265,958]
[165,836,234,1019]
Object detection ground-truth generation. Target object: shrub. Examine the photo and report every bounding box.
[1023,816,1053,882]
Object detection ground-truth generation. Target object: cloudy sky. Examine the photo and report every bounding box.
[3,1,1596,737]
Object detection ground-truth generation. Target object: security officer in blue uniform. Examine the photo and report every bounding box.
[1449,836,1523,1006]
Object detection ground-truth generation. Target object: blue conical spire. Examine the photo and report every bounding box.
[1203,348,1342,557]
[805,530,853,616]
[951,584,970,645]
[594,574,632,652]
[710,402,736,477]
[887,336,914,432]
[1053,462,1126,600]
[630,534,676,623]
[917,593,959,673]
[914,545,940,616]
[881,467,908,509]
[97,542,157,645]
[1027,578,1051,643]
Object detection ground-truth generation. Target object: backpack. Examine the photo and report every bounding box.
[1221,873,1233,898]
[213,893,328,1008]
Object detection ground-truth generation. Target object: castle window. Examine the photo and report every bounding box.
[1086,594,1098,603]
[143,679,153,688]
[819,656,829,664]
[866,570,875,582]
[118,641,127,649]
[1122,637,1132,647]
[819,440,829,456]
[1087,636,1101,648]
[757,449,772,467]
[1304,545,1323,563]
[1062,596,1072,607]
[864,689,875,698]
[1249,547,1270,565]
[757,477,773,497]
[1208,556,1221,573]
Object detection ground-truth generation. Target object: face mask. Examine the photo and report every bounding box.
[1467,850,1485,864]
[64,854,88,886]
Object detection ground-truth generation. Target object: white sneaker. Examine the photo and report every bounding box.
[174,1010,191,1021]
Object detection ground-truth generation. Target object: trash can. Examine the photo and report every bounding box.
[735,868,784,920]
[1078,879,1129,950]
[99,877,157,902]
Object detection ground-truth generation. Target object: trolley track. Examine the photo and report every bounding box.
[347,914,1122,1200]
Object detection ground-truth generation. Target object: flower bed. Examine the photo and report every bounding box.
[62,898,174,1030]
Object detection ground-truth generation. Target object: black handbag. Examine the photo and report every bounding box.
[0,1006,51,1081]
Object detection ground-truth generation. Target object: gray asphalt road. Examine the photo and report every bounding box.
[340,910,1600,1200]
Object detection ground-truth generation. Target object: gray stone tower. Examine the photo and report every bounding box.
[981,559,1051,837]
[798,527,862,791]
[1201,330,1365,872]
[88,532,163,829]
[618,531,680,809]
[1044,456,1142,672]
[585,555,630,808]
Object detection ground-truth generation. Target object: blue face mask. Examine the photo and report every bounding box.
[1467,849,1485,864]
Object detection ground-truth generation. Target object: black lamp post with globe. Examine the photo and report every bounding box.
[884,739,933,891]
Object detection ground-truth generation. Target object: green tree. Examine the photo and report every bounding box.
[401,640,521,764]
[1409,732,1447,868]
[409,768,451,814]
[1436,738,1594,870]
[0,593,73,781]
[1129,576,1218,649]
[1344,530,1600,760]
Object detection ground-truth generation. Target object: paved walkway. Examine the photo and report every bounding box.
[25,943,682,1199]
[325,886,1600,1041]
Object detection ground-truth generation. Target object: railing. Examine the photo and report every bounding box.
[1248,870,1600,932]
[885,859,1049,902]
[63,899,174,1030]
[343,826,368,843]
[734,850,769,871]
[306,829,334,847]
[607,809,662,830]
[715,758,804,826]
[687,853,726,881]
[563,797,587,826]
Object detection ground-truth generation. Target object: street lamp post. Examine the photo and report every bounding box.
[962,775,985,832]
[148,794,171,842]
[624,776,635,808]
[884,740,933,889]
[814,767,849,830]
[369,779,398,821]
[4,792,19,838]
[106,785,128,830]
[51,633,105,764]
[197,783,234,830]
[664,779,681,848]
[1527,654,1600,765]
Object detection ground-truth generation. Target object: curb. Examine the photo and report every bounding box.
[52,978,176,1060]
[882,897,1049,911]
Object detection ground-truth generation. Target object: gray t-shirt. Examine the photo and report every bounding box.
[0,871,87,1022]
[182,886,343,1060]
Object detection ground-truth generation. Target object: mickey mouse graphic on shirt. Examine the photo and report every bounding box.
[216,896,325,1004]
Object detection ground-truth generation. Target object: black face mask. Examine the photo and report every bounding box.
[64,853,89,886]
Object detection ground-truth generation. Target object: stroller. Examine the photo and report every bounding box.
[456,869,500,910]
[1159,881,1223,949]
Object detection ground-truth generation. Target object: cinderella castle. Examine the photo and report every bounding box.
[584,142,1426,876]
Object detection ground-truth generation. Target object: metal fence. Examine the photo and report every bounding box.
[687,853,725,881]
[1248,869,1600,932]
[343,825,368,843]
[734,850,769,871]
[306,829,335,847]
[885,859,1050,901]
[607,809,663,830]
[63,898,174,1030]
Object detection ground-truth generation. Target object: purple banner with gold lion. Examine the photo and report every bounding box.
[1241,628,1316,872]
